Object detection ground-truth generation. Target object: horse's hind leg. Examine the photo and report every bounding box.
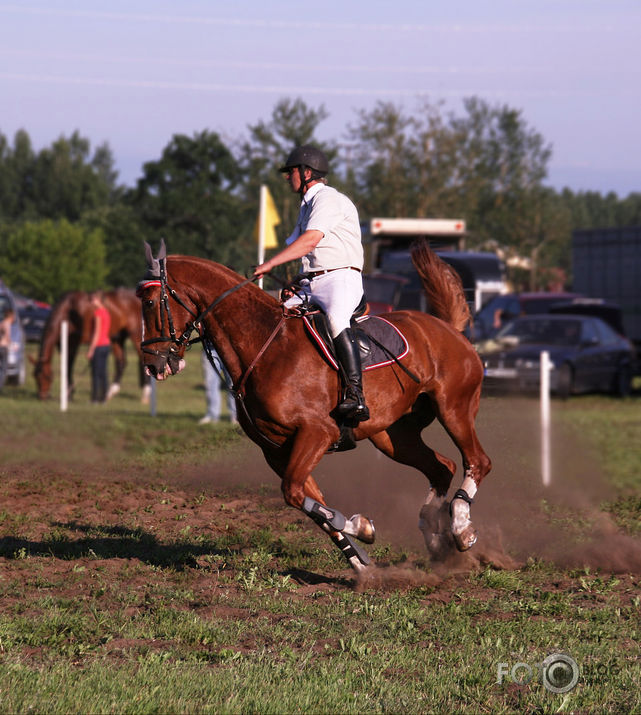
[433,383,492,552]
[369,409,458,560]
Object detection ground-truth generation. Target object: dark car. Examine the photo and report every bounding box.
[14,294,52,343]
[362,274,409,314]
[473,291,582,342]
[478,314,636,398]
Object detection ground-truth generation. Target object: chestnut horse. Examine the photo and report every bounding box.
[138,240,491,572]
[33,288,151,402]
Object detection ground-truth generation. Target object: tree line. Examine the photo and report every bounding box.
[1,97,640,305]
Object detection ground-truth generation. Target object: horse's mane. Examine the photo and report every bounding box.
[410,239,472,332]
[37,291,88,360]
[167,255,280,309]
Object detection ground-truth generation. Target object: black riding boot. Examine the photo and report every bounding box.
[333,328,370,422]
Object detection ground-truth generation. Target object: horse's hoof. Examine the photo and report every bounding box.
[347,514,376,544]
[453,524,478,552]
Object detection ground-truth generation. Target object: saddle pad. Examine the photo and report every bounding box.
[303,314,409,371]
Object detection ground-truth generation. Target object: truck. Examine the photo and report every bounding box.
[572,226,641,357]
[361,217,507,314]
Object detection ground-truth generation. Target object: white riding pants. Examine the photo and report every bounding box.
[284,268,364,338]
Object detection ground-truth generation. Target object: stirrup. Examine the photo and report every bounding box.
[337,387,369,421]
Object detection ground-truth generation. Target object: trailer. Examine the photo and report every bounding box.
[361,217,507,313]
[572,226,641,355]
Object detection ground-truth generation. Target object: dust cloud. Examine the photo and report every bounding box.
[181,396,641,576]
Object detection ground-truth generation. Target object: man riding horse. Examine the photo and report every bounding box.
[253,145,369,423]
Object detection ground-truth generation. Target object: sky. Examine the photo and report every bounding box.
[1,0,640,198]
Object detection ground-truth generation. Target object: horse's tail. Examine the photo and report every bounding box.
[410,238,472,333]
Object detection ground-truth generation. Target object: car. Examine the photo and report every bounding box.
[13,293,52,343]
[478,314,636,398]
[473,291,582,342]
[362,273,409,314]
[0,280,27,388]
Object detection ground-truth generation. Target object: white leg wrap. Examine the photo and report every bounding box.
[461,476,477,499]
[450,472,478,551]
[450,498,471,536]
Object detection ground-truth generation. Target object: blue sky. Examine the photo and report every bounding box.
[1,0,639,197]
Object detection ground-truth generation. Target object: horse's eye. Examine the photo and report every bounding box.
[145,299,154,308]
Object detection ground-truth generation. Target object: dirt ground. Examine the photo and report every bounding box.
[1,396,640,617]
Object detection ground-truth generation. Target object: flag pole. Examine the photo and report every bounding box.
[258,185,266,289]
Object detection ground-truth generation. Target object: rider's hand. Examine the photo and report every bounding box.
[253,262,272,278]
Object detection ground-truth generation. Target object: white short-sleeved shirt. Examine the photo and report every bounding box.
[285,183,363,273]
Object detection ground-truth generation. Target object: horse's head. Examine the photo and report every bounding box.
[32,355,53,400]
[137,240,189,381]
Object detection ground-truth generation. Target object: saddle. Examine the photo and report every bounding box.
[302,297,409,372]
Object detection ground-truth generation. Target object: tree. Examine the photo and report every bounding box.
[129,130,250,268]
[0,219,107,304]
[82,204,152,289]
[30,131,118,221]
[239,98,336,250]
[0,129,36,221]
[0,129,118,223]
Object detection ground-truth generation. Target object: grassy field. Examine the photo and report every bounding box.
[0,343,639,713]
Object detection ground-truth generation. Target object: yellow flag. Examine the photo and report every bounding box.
[254,185,281,250]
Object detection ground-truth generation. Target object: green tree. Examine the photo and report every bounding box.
[0,219,107,303]
[0,129,37,221]
[129,130,250,268]
[30,131,118,221]
[82,204,152,289]
[239,97,335,248]
[0,129,118,223]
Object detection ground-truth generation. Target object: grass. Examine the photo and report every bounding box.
[0,343,639,713]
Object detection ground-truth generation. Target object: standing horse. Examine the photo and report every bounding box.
[33,288,151,402]
[137,240,491,572]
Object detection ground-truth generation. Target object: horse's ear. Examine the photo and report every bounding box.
[142,240,165,279]
[144,241,154,268]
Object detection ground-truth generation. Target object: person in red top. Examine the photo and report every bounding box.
[87,291,111,403]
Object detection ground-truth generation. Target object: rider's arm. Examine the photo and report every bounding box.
[253,229,323,277]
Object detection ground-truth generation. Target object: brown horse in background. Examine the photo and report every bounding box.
[33,288,150,402]
[137,239,492,572]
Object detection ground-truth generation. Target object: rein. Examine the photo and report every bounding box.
[139,258,257,363]
[139,259,290,405]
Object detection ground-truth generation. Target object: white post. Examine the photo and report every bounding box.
[60,320,68,412]
[257,184,266,289]
[149,378,157,417]
[540,350,551,487]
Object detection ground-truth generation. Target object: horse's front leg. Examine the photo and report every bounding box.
[266,432,373,572]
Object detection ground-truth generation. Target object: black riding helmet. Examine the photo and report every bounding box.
[279,145,329,193]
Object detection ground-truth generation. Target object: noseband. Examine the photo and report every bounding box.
[138,258,256,372]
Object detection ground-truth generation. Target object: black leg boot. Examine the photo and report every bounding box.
[332,328,370,422]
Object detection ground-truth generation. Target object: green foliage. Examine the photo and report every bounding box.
[129,130,252,269]
[0,219,107,303]
[0,129,118,223]
[3,100,641,295]
[82,203,151,289]
[239,97,336,265]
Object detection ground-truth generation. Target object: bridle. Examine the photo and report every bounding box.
[138,256,258,375]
